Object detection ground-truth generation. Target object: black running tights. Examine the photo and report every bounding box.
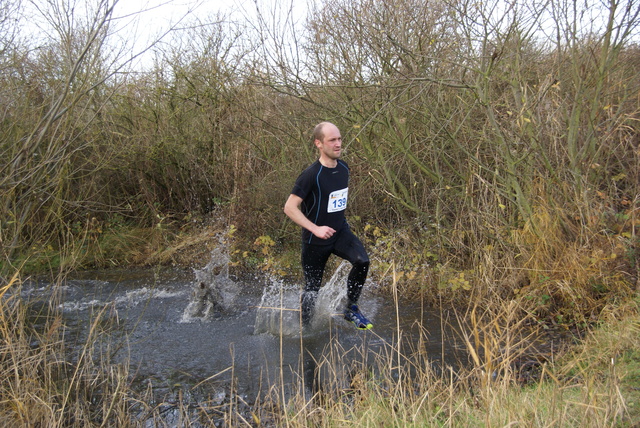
[300,227,369,320]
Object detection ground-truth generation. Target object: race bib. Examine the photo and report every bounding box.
[327,188,348,213]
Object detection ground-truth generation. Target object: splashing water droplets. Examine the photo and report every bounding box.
[182,244,239,322]
[254,261,351,336]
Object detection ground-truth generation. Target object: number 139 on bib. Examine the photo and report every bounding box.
[328,188,348,213]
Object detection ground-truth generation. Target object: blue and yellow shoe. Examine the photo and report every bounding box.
[344,304,373,330]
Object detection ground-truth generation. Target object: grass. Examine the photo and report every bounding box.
[1,258,638,426]
[267,300,640,427]
[0,272,135,426]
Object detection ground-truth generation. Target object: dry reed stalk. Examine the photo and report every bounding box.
[0,272,143,427]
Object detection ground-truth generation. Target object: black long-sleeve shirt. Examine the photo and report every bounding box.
[290,159,350,245]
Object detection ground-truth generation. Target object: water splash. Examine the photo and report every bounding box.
[253,280,301,336]
[312,261,350,327]
[183,244,238,322]
[253,261,351,336]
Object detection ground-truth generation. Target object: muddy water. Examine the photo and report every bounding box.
[19,263,465,402]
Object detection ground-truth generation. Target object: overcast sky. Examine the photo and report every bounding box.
[19,0,310,70]
[113,0,310,68]
[114,0,309,38]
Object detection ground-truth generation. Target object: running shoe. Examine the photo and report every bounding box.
[343,304,373,330]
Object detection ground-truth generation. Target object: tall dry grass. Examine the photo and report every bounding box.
[0,0,638,423]
[259,289,638,427]
[2,0,638,284]
[0,266,638,426]
[0,272,135,426]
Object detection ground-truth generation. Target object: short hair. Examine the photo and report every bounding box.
[313,122,333,142]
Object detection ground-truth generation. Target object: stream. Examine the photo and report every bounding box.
[17,255,468,412]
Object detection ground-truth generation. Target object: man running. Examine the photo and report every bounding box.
[284,122,372,330]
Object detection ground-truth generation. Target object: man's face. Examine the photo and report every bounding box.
[315,124,342,160]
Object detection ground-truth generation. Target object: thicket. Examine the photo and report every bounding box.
[0,1,639,426]
[1,0,639,323]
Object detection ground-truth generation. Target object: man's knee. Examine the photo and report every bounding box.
[353,257,370,270]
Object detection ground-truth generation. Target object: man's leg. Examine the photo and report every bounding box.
[301,243,332,325]
[333,227,370,306]
[334,227,372,329]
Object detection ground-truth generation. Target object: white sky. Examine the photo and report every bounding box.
[20,0,311,69]
[20,0,638,71]
[113,0,309,40]
[115,0,312,69]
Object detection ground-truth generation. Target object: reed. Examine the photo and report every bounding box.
[252,269,638,427]
[1,266,638,426]
[0,0,638,424]
[0,272,133,426]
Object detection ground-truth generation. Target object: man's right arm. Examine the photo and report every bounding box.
[284,194,336,240]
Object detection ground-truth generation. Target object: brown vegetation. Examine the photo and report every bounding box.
[0,0,639,425]
[1,0,637,320]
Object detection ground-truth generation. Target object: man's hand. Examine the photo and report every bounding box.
[313,225,336,240]
[284,194,336,240]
